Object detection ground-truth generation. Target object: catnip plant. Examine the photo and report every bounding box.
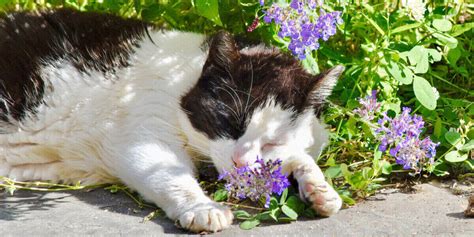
[219,158,290,208]
[257,0,343,59]
[353,91,439,173]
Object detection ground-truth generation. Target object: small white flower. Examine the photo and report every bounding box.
[401,0,426,21]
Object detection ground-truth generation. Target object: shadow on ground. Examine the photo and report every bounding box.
[0,191,68,221]
[0,188,188,235]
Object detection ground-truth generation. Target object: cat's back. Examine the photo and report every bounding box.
[0,9,148,123]
[0,9,208,183]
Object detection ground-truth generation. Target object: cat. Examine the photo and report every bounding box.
[0,9,344,233]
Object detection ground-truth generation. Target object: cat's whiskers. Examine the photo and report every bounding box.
[222,83,244,117]
[222,66,244,117]
[215,85,242,118]
[243,59,254,117]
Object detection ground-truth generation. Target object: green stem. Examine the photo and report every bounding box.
[429,72,469,93]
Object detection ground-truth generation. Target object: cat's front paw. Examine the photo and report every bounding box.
[177,202,233,233]
[299,177,342,217]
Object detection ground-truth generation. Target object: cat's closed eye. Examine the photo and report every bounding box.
[261,142,283,152]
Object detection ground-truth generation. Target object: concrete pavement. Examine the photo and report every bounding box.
[0,183,472,236]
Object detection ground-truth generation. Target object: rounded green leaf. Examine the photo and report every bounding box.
[445,151,468,163]
[281,205,298,220]
[460,140,474,152]
[433,19,453,32]
[213,189,228,201]
[195,0,223,26]
[413,76,437,110]
[445,131,461,146]
[239,219,260,230]
[285,196,305,214]
[381,160,392,175]
[324,165,342,178]
[233,210,251,219]
[386,61,413,85]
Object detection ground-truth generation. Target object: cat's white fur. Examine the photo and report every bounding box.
[0,31,341,232]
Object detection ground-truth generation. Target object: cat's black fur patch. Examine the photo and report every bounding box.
[0,9,148,122]
[181,31,343,140]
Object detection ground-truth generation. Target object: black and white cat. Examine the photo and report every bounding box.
[0,9,343,232]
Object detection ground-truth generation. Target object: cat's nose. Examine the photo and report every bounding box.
[232,149,246,167]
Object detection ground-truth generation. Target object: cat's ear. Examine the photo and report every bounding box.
[206,30,240,69]
[306,65,345,107]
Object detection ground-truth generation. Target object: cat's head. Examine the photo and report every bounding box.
[180,31,344,172]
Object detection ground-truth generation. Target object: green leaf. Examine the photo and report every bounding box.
[465,159,474,170]
[432,19,452,32]
[194,0,223,26]
[362,13,384,35]
[140,4,162,21]
[386,61,413,85]
[445,151,468,163]
[301,53,320,75]
[279,188,288,205]
[381,160,392,175]
[426,48,442,63]
[447,47,461,66]
[269,207,281,222]
[361,3,374,13]
[451,22,474,37]
[432,32,458,49]
[281,205,298,220]
[460,140,474,152]
[233,210,251,220]
[433,162,450,176]
[445,131,461,146]
[255,211,272,221]
[391,22,422,34]
[239,219,260,230]
[340,193,356,205]
[303,208,317,218]
[325,165,342,179]
[413,76,437,110]
[407,46,429,74]
[213,189,228,201]
[285,196,305,214]
[269,197,279,209]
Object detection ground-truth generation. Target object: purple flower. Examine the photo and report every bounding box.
[353,90,381,121]
[219,158,290,208]
[375,107,439,173]
[261,0,342,59]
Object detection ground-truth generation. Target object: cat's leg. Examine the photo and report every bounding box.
[284,153,342,217]
[110,131,233,233]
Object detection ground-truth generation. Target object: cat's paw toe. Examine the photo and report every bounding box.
[300,178,342,217]
[177,202,233,233]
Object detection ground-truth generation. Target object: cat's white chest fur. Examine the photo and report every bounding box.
[0,31,208,184]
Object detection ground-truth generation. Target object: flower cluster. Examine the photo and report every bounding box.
[376,107,439,172]
[219,158,290,207]
[353,90,381,121]
[260,0,342,59]
[353,91,439,173]
[401,0,426,21]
